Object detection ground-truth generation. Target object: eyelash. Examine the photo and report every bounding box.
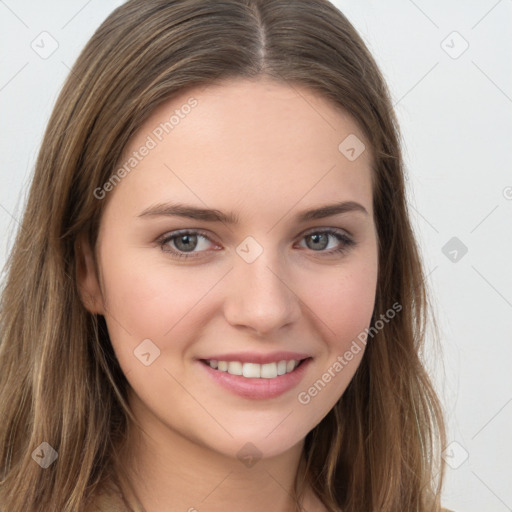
[157,228,356,261]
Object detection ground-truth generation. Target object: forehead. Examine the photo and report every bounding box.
[109,77,373,219]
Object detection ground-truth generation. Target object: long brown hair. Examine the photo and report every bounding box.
[0,1,446,510]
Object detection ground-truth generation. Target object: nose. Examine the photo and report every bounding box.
[223,247,301,337]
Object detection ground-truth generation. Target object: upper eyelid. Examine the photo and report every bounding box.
[158,228,217,244]
[300,226,352,238]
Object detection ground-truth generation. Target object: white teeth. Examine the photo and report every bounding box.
[227,361,242,375]
[286,360,296,372]
[207,359,302,378]
[242,362,260,378]
[260,362,277,379]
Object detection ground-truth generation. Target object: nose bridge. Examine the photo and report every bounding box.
[223,236,300,335]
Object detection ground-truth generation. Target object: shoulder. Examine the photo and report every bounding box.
[83,496,126,512]
[83,483,128,512]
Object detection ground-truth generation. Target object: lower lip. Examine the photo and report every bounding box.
[197,358,312,400]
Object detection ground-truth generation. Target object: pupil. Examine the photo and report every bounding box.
[308,233,327,250]
[176,234,197,252]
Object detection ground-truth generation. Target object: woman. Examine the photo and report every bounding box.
[0,1,450,511]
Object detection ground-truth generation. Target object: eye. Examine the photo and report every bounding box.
[296,228,355,256]
[158,230,219,260]
[157,228,355,261]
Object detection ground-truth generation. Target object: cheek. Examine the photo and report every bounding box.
[99,246,217,338]
[291,259,377,414]
[331,271,377,340]
[295,256,378,351]
[98,255,219,410]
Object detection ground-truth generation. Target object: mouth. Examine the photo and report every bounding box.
[197,356,313,400]
[200,357,310,379]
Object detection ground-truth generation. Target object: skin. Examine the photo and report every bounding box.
[78,77,379,512]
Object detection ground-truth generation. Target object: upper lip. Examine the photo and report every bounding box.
[199,351,312,365]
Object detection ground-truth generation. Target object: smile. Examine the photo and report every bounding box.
[198,357,312,400]
[202,358,305,378]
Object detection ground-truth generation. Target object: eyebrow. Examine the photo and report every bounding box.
[138,201,368,224]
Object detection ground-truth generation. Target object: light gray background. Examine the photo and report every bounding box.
[1,1,511,510]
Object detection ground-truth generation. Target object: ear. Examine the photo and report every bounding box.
[75,233,105,315]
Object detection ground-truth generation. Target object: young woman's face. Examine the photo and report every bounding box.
[82,78,378,460]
